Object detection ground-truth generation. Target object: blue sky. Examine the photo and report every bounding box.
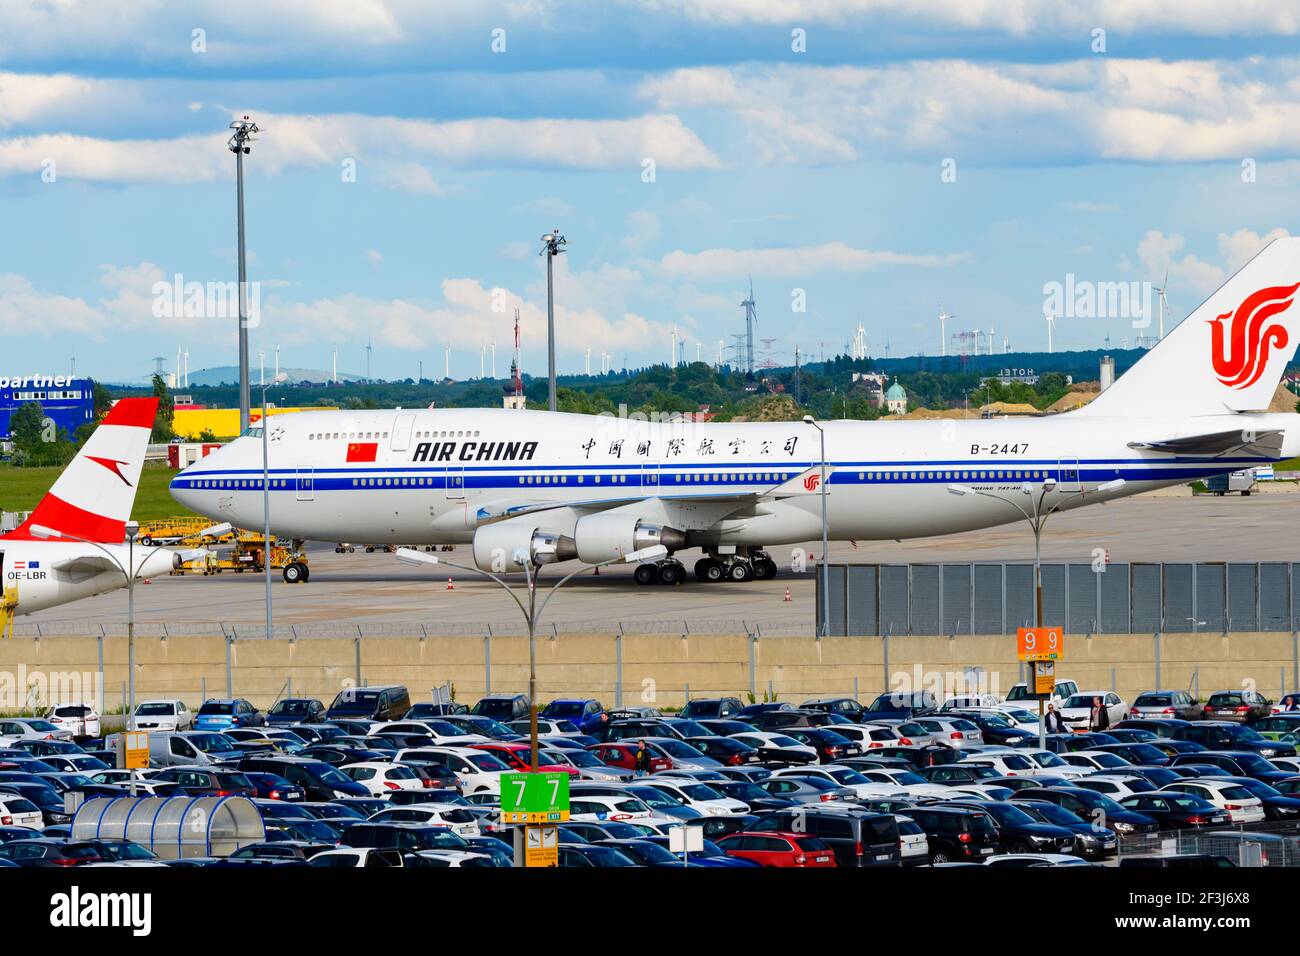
[3,0,1300,382]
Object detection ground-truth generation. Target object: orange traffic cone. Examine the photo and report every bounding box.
[446,577,455,590]
[783,586,792,602]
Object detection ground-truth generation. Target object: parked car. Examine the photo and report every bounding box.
[1130,690,1202,721]
[905,805,1001,864]
[1058,692,1128,730]
[1250,713,1300,741]
[44,704,100,740]
[194,698,265,731]
[149,767,257,797]
[1117,792,1232,829]
[678,697,743,720]
[538,698,609,734]
[588,741,671,775]
[1173,722,1296,759]
[748,806,902,867]
[1203,690,1273,723]
[1155,781,1267,824]
[0,718,72,744]
[944,799,1078,855]
[327,685,412,723]
[236,756,371,800]
[800,697,868,722]
[470,694,531,722]
[863,691,937,719]
[266,698,326,726]
[715,830,836,867]
[127,699,192,732]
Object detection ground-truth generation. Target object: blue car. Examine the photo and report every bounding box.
[195,698,266,731]
[640,835,760,867]
[539,699,609,735]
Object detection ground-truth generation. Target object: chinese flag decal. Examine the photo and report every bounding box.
[346,442,379,463]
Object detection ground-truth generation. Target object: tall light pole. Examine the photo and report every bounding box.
[229,116,260,433]
[539,229,566,411]
[29,524,209,719]
[947,476,1125,746]
[262,373,288,639]
[802,415,831,638]
[397,543,666,770]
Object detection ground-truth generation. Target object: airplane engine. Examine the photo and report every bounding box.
[471,523,577,572]
[573,513,687,564]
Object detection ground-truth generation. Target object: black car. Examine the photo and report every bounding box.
[778,727,861,762]
[0,782,70,825]
[1095,743,1171,766]
[1168,750,1295,784]
[404,701,470,719]
[1173,722,1296,759]
[683,736,761,766]
[710,779,797,812]
[863,691,937,720]
[1009,786,1159,836]
[1117,792,1231,829]
[949,711,1037,747]
[341,823,474,854]
[800,697,868,722]
[735,702,793,720]
[149,767,257,797]
[1120,854,1236,868]
[556,843,637,867]
[749,807,901,867]
[1114,717,1197,739]
[679,697,744,720]
[266,698,326,726]
[299,745,391,766]
[607,838,691,867]
[1034,732,1119,753]
[865,745,961,769]
[600,719,686,743]
[1014,800,1119,858]
[748,709,838,732]
[1117,766,1187,789]
[905,806,1000,864]
[914,764,1006,787]
[945,800,1078,855]
[696,719,761,737]
[237,756,370,800]
[0,838,118,867]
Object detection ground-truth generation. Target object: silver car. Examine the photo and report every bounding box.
[760,775,858,805]
[909,716,984,749]
[0,717,73,744]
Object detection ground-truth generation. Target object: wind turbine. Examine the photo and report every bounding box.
[1045,314,1056,354]
[584,347,591,376]
[987,325,995,356]
[1154,270,1169,340]
[938,309,954,356]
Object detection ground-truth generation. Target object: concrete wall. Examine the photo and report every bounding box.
[0,631,1295,713]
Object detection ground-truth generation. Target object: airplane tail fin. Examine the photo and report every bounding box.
[1076,236,1300,417]
[4,397,158,542]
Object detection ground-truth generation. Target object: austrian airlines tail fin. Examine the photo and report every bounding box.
[4,397,158,542]
[1077,236,1300,417]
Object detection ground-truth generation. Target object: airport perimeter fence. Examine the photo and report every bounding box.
[1116,819,1300,866]
[817,561,1300,636]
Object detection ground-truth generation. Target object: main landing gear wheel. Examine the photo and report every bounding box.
[694,558,725,582]
[282,561,307,584]
[657,561,685,585]
[633,562,660,586]
[752,556,778,580]
[727,560,753,582]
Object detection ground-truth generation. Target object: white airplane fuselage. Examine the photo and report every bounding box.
[169,407,1299,553]
[2,540,177,615]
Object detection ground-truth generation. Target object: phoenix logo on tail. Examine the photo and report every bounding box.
[86,456,134,487]
[803,474,821,492]
[1208,282,1298,389]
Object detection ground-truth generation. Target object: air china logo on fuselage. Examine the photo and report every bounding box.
[411,439,539,463]
[1208,282,1298,389]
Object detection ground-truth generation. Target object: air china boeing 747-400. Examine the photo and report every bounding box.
[171,237,1300,584]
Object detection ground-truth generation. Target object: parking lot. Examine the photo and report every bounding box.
[3,686,1299,870]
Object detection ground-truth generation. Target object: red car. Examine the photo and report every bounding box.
[588,742,671,774]
[472,743,580,776]
[715,831,837,867]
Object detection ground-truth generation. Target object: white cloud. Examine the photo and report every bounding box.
[1218,227,1290,272]
[658,241,970,279]
[1133,227,1291,298]
[362,248,383,264]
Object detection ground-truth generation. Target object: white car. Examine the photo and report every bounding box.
[769,765,893,800]
[639,778,749,816]
[36,754,111,774]
[83,776,176,797]
[1270,756,1300,774]
[366,803,482,836]
[1016,749,1092,779]
[895,814,930,865]
[340,761,426,795]
[1058,692,1129,731]
[827,723,911,750]
[847,767,952,799]
[507,718,583,737]
[128,699,192,732]
[308,848,404,867]
[731,732,819,761]
[958,750,1043,777]
[0,794,44,830]
[372,720,489,747]
[394,746,509,795]
[983,706,1044,732]
[909,716,986,749]
[1005,679,1080,707]
[940,694,1004,711]
[1058,750,1134,773]
[568,794,655,823]
[1071,774,1155,800]
[0,717,73,744]
[46,703,101,739]
[1156,782,1267,824]
[406,849,497,867]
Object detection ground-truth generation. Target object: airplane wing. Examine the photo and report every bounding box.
[474,466,830,528]
[1127,428,1284,458]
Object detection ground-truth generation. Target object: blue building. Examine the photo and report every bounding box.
[0,375,96,441]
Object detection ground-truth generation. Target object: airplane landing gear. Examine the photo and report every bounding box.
[694,557,726,582]
[633,558,686,585]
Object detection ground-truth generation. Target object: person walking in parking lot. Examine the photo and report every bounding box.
[634,740,651,776]
[1044,702,1069,734]
[1089,696,1110,732]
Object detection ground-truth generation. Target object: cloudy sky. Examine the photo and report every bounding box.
[3,0,1300,382]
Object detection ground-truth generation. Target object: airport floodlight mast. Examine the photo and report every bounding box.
[228,115,260,433]
[539,229,567,411]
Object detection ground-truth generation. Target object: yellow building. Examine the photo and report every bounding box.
[172,406,319,439]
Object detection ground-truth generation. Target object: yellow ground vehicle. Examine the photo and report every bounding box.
[172,531,311,583]
[1,586,17,638]
[137,517,237,548]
